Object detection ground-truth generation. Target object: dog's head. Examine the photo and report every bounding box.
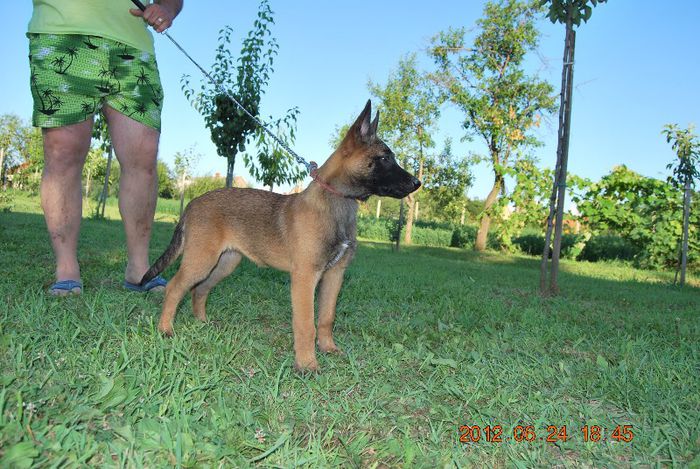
[329,100,421,200]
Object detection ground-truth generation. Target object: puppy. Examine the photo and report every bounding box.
[141,100,420,371]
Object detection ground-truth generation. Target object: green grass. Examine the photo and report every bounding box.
[1,191,699,467]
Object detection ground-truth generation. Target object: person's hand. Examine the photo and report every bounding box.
[129,3,175,33]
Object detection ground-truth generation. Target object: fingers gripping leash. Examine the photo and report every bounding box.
[130,0,316,174]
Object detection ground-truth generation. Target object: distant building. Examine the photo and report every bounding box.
[233,176,248,188]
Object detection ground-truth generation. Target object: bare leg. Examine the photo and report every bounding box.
[40,119,94,292]
[290,268,322,372]
[192,251,242,321]
[103,106,160,286]
[316,264,347,353]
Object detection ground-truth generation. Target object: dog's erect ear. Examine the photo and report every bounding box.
[351,99,374,144]
[370,111,379,136]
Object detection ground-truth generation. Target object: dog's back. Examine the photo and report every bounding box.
[183,187,296,271]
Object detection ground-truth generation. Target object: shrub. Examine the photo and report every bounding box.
[450,225,477,248]
[414,219,453,231]
[406,226,453,247]
[578,234,640,262]
[0,190,14,212]
[512,233,545,255]
[357,217,395,241]
[185,176,225,200]
[512,232,583,259]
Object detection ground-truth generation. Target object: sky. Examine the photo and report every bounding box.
[1,1,698,199]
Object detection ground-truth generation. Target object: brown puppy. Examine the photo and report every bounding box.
[141,100,420,372]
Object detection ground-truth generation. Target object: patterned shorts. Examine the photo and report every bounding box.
[28,33,163,131]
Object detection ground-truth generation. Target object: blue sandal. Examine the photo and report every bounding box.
[49,280,83,296]
[124,275,167,293]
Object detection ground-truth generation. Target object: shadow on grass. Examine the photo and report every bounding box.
[370,240,700,290]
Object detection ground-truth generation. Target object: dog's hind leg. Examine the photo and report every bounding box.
[191,250,242,322]
[158,249,222,336]
[316,264,347,354]
[290,267,323,372]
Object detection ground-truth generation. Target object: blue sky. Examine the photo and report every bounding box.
[1,1,698,199]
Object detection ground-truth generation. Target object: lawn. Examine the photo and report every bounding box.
[1,191,699,467]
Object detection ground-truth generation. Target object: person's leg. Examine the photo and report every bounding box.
[41,119,94,292]
[102,105,160,286]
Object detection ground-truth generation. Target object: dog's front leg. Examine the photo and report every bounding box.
[316,263,347,354]
[290,268,322,372]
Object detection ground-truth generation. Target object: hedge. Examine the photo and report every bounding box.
[357,217,477,248]
[577,234,640,262]
[512,232,583,259]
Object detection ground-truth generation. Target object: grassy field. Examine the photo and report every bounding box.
[1,191,699,467]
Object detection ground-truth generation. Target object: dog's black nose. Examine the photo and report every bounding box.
[412,177,421,190]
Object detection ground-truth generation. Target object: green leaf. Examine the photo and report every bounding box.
[596,355,609,369]
[93,375,127,409]
[0,442,39,469]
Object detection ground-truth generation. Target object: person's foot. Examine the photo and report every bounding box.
[124,262,150,285]
[49,279,83,296]
[124,275,167,293]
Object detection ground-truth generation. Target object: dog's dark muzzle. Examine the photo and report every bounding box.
[379,176,421,198]
[410,176,421,190]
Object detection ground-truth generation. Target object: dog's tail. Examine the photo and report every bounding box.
[140,219,185,286]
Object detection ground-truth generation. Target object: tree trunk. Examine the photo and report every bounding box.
[460,206,466,225]
[475,172,503,251]
[415,201,419,221]
[0,147,6,189]
[404,194,416,244]
[680,179,691,287]
[85,171,91,204]
[395,198,405,252]
[375,199,381,218]
[97,146,113,219]
[549,23,576,296]
[541,19,576,296]
[225,156,236,188]
[179,171,186,217]
[403,137,425,245]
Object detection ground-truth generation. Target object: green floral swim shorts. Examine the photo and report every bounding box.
[28,33,163,131]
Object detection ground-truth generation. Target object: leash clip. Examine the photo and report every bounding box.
[308,161,319,178]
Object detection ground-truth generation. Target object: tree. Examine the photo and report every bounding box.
[369,54,441,247]
[0,114,23,188]
[420,138,473,223]
[83,147,103,211]
[243,109,304,191]
[182,0,292,188]
[573,165,697,270]
[539,0,607,296]
[157,161,175,199]
[93,112,114,219]
[662,124,700,286]
[173,147,201,216]
[0,114,43,190]
[495,157,553,250]
[430,0,556,251]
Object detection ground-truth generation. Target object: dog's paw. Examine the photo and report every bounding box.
[158,325,174,337]
[318,341,343,355]
[293,359,320,375]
